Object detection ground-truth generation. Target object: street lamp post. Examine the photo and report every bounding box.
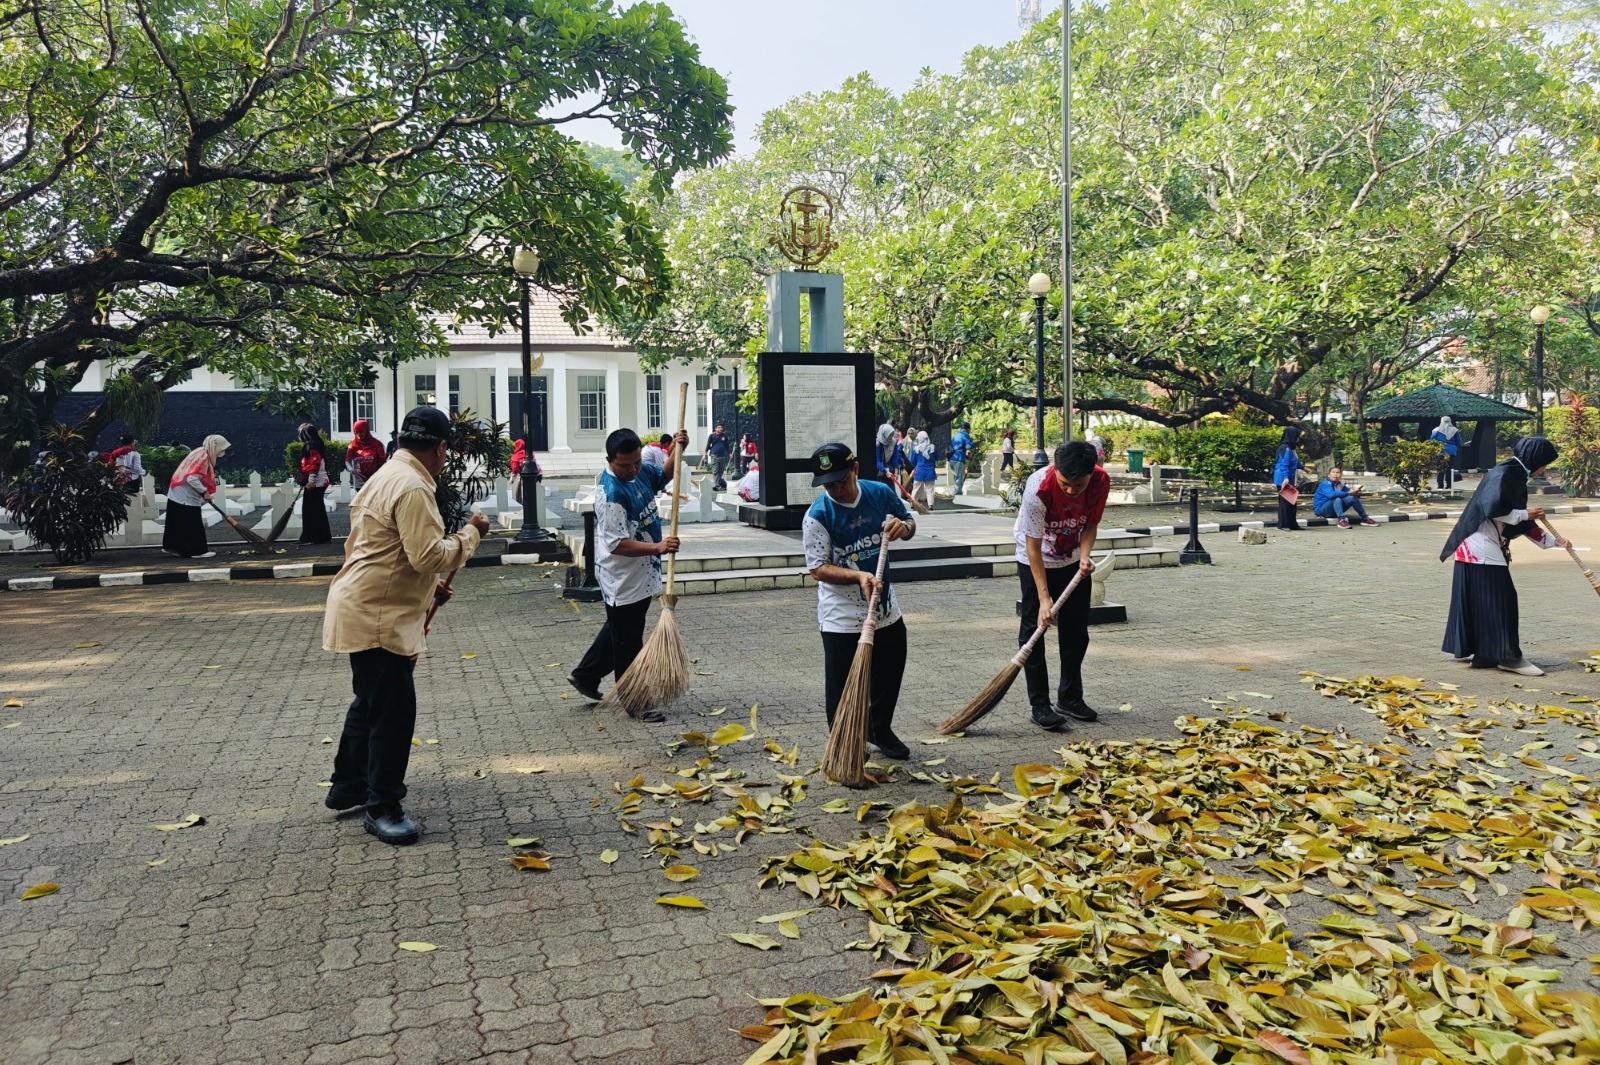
[510,246,565,556]
[1530,304,1551,438]
[1028,272,1052,470]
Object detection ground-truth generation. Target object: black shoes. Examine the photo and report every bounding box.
[364,806,420,846]
[567,674,604,702]
[869,729,911,761]
[1060,699,1099,723]
[324,784,366,811]
[1031,705,1070,732]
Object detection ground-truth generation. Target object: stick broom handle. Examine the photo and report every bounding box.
[424,569,458,633]
[858,523,895,647]
[1008,553,1109,666]
[664,382,689,598]
[1539,515,1600,597]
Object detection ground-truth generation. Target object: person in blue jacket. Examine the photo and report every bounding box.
[1312,468,1377,528]
[948,421,975,496]
[1430,417,1461,489]
[910,430,938,509]
[1272,425,1305,531]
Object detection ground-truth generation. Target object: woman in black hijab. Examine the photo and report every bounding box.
[296,423,334,545]
[1440,436,1567,675]
[1271,426,1305,531]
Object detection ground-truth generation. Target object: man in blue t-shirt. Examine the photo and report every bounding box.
[703,423,732,491]
[802,443,917,760]
[569,426,689,721]
[948,421,975,497]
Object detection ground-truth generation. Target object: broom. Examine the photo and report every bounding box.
[937,553,1108,735]
[892,474,931,516]
[600,383,692,721]
[820,524,896,789]
[266,486,305,543]
[1538,515,1600,598]
[423,569,459,634]
[206,497,273,551]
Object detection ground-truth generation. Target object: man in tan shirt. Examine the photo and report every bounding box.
[322,406,490,845]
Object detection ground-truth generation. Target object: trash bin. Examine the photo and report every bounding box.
[1127,446,1144,474]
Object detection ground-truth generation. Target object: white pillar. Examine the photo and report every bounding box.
[434,357,450,415]
[550,363,570,453]
[604,364,621,438]
[495,363,512,438]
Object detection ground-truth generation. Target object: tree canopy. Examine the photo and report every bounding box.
[616,0,1599,430]
[0,0,731,466]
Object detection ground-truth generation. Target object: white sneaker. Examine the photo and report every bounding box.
[1497,659,1544,676]
[194,551,217,560]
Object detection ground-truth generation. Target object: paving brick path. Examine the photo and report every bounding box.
[3,514,1599,1064]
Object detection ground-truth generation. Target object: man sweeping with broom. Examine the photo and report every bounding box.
[568,424,690,722]
[803,443,916,762]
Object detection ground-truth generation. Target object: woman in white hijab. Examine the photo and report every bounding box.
[910,430,939,509]
[1430,416,1461,489]
[163,434,230,558]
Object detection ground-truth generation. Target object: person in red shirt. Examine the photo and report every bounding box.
[345,419,387,492]
[1011,440,1110,730]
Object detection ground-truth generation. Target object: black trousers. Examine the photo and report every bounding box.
[332,648,417,812]
[162,501,208,556]
[821,618,907,733]
[572,598,652,686]
[1276,495,1300,530]
[299,486,331,544]
[1017,563,1091,710]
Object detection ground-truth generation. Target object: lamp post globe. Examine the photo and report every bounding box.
[1027,274,1051,470]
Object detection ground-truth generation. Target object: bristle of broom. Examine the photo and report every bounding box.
[937,661,1022,735]
[820,645,874,788]
[600,602,689,719]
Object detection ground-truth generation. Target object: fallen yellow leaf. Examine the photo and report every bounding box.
[510,855,550,871]
[20,883,58,900]
[506,837,541,847]
[3,698,21,708]
[151,814,204,832]
[397,941,437,953]
[0,834,29,846]
[146,858,168,867]
[460,652,477,660]
[655,895,707,909]
[600,849,619,864]
[663,864,700,882]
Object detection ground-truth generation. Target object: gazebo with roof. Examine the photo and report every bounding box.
[1363,384,1532,471]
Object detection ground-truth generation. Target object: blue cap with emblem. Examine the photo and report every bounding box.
[810,442,855,486]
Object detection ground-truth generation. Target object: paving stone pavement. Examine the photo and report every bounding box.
[4,514,1600,1064]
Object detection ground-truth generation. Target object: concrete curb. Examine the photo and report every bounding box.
[6,503,1595,594]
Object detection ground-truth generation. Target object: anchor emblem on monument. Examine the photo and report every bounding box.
[772,185,838,270]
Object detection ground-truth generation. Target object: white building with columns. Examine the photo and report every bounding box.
[73,291,742,478]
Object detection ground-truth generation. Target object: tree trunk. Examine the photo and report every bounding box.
[1353,393,1373,471]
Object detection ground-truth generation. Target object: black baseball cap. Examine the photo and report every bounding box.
[810,443,856,486]
[400,406,451,442]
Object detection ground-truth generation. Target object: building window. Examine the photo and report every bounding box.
[646,374,663,429]
[717,373,735,392]
[578,374,607,431]
[695,374,710,428]
[334,389,376,434]
[412,374,459,412]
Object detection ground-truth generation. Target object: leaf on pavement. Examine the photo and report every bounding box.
[506,837,541,847]
[711,723,749,746]
[600,849,619,864]
[510,855,550,871]
[0,834,29,846]
[20,883,58,900]
[663,864,700,882]
[397,941,436,953]
[655,895,706,909]
[729,932,780,951]
[151,814,204,831]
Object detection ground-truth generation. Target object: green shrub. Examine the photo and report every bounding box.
[141,445,188,487]
[1164,423,1281,489]
[3,425,129,564]
[284,439,349,480]
[1550,398,1600,497]
[1377,440,1444,499]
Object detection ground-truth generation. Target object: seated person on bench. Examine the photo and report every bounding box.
[1312,468,1377,528]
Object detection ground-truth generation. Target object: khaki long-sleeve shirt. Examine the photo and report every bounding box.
[322,448,481,657]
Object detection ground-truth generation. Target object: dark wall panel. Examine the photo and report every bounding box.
[53,391,329,476]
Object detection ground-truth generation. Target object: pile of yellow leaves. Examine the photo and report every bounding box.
[750,704,1600,1064]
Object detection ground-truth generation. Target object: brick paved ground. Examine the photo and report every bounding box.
[4,513,1600,1064]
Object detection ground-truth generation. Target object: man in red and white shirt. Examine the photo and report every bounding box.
[1013,440,1110,730]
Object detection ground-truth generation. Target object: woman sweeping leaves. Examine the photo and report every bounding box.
[163,434,230,558]
[296,423,333,545]
[1440,436,1568,676]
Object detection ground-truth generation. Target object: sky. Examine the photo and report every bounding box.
[575,1,1060,156]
